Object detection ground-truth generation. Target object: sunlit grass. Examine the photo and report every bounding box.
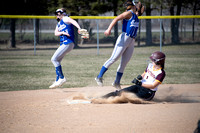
[0,44,199,91]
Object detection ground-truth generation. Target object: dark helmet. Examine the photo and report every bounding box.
[55,9,63,15]
[61,8,68,16]
[126,0,136,5]
[124,0,136,10]
[150,51,166,67]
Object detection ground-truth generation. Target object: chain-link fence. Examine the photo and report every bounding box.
[0,15,200,48]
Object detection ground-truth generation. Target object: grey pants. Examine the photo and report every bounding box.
[51,43,74,67]
[103,32,135,73]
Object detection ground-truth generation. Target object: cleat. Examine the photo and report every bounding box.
[95,77,103,86]
[49,77,66,89]
[112,82,121,89]
[56,77,67,87]
[49,81,59,89]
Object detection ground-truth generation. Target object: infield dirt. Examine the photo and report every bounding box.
[0,84,200,133]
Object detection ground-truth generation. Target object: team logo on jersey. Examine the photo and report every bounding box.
[147,69,156,79]
[58,24,66,31]
[130,20,139,27]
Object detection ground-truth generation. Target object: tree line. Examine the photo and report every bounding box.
[0,0,199,48]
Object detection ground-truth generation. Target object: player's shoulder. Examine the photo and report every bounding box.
[122,10,133,20]
[148,63,154,68]
[161,69,166,76]
[127,10,137,16]
[63,16,70,23]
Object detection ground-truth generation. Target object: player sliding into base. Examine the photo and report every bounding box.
[49,8,89,89]
[102,51,166,101]
[95,0,145,89]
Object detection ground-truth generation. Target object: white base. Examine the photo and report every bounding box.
[67,100,91,104]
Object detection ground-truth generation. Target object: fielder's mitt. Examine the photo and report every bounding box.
[79,29,89,39]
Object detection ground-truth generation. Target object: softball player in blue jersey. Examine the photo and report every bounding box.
[49,8,82,89]
[95,0,145,89]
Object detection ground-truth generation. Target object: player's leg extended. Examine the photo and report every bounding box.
[102,90,121,98]
[103,33,127,69]
[95,33,127,86]
[98,33,128,77]
[51,43,74,67]
[102,84,138,98]
[113,37,135,88]
[117,37,135,74]
[50,43,74,88]
[51,43,74,76]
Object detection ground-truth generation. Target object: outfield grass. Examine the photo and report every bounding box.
[0,44,200,91]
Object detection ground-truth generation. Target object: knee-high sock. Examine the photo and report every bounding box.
[115,72,123,84]
[56,65,64,79]
[97,66,108,78]
[56,69,59,81]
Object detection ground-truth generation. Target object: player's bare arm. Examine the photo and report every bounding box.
[54,26,70,37]
[68,18,81,31]
[141,72,145,78]
[54,26,70,36]
[104,11,132,36]
[63,17,81,33]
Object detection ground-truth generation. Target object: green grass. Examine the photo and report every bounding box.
[0,44,200,91]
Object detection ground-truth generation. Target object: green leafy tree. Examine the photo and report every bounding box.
[0,0,49,47]
[167,0,182,44]
[183,0,200,41]
[141,0,158,45]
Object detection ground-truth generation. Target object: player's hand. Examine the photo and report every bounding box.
[137,75,143,80]
[78,29,81,34]
[62,31,70,37]
[104,29,111,36]
[132,78,138,84]
[132,78,142,86]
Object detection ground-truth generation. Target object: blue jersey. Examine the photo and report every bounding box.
[57,17,74,45]
[122,10,139,38]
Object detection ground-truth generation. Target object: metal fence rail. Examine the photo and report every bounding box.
[1,15,200,55]
[0,15,200,19]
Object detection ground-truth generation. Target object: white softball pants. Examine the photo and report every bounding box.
[51,43,74,67]
[103,32,135,73]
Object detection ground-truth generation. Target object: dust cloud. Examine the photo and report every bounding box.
[70,92,154,104]
[153,86,200,103]
[70,86,200,104]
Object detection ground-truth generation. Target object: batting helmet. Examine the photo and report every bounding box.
[150,51,166,67]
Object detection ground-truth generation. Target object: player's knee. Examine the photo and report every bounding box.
[51,57,59,66]
[51,57,56,63]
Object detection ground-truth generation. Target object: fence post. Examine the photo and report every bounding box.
[96,19,99,55]
[160,19,162,52]
[33,19,36,55]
